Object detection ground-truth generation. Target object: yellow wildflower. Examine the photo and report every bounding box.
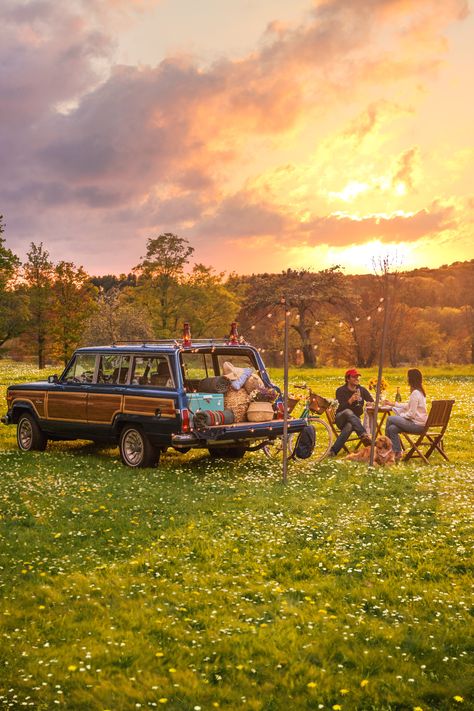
[360,679,369,688]
[333,706,342,710]
[158,700,168,705]
[453,697,464,703]
[340,689,349,695]
[307,682,317,688]
[68,665,77,672]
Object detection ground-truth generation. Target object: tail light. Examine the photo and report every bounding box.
[181,408,191,432]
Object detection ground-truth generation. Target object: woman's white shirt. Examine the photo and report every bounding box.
[393,389,427,426]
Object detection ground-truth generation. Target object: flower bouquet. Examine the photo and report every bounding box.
[249,386,278,403]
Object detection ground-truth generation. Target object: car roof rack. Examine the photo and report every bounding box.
[111,339,249,348]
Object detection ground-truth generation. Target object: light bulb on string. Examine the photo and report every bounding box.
[331,336,336,343]
[338,321,343,328]
[367,315,371,321]
[355,317,360,322]
[251,325,256,330]
[380,297,384,302]
[350,327,354,333]
[267,313,272,318]
[377,306,382,312]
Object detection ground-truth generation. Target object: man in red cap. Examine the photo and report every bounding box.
[329,368,374,456]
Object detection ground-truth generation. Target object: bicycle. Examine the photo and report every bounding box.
[263,384,334,462]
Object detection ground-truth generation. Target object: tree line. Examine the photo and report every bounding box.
[1,216,472,368]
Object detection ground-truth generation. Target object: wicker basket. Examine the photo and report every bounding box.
[309,393,331,414]
[287,397,300,414]
[224,388,250,423]
[246,401,275,422]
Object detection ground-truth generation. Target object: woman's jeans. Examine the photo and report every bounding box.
[385,415,425,453]
[332,409,367,454]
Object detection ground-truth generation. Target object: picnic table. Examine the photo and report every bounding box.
[363,403,392,439]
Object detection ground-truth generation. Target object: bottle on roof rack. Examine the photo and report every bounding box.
[182,322,192,348]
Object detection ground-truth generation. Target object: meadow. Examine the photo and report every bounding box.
[0,362,472,711]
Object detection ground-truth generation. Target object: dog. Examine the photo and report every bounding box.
[345,435,396,466]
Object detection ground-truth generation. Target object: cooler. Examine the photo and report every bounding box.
[187,393,225,426]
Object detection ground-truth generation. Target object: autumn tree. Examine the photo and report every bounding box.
[23,242,54,368]
[134,233,194,336]
[237,268,345,366]
[50,261,98,365]
[83,287,153,345]
[0,216,28,348]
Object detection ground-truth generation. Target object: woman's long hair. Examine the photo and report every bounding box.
[408,368,426,397]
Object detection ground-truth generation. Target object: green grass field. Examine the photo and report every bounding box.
[0,362,472,710]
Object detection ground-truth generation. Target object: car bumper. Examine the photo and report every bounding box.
[172,417,307,448]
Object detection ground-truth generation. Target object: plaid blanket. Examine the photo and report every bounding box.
[193,409,234,429]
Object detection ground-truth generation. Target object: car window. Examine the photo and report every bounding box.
[62,354,96,384]
[216,354,256,372]
[97,354,131,384]
[181,353,214,382]
[131,356,174,388]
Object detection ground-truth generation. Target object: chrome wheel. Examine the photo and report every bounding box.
[122,429,144,466]
[17,413,47,452]
[18,417,33,450]
[119,426,158,468]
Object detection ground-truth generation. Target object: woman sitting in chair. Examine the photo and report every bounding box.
[384,368,428,462]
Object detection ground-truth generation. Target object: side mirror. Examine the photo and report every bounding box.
[48,374,59,384]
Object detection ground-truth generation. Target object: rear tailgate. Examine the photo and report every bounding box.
[171,417,307,448]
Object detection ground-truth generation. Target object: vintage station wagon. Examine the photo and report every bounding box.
[2,338,306,467]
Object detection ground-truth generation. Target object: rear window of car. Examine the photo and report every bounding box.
[130,356,174,388]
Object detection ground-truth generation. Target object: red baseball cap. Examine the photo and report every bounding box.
[345,368,361,378]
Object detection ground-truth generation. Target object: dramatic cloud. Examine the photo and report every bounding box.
[0,0,471,273]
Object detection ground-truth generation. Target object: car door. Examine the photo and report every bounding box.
[87,354,130,433]
[45,353,96,435]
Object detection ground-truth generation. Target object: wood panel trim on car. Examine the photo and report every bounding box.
[123,396,176,418]
[10,391,46,419]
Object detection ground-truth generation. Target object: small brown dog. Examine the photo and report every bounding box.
[345,435,396,466]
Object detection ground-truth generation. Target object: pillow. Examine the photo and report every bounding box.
[244,373,264,395]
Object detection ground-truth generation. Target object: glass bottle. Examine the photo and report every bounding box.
[182,322,192,347]
[395,387,402,403]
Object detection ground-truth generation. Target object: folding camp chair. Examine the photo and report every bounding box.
[325,407,364,454]
[401,400,455,464]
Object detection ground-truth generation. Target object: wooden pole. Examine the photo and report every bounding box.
[282,300,289,484]
[369,278,390,466]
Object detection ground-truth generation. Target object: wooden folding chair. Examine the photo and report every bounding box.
[401,400,455,464]
[325,407,364,454]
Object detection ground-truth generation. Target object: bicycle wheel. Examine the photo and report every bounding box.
[263,433,297,460]
[307,416,333,462]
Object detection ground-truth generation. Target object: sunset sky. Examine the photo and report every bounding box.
[1,0,473,276]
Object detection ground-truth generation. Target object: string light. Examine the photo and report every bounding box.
[251,325,256,330]
[267,313,272,318]
[355,316,360,321]
[377,306,382,312]
[338,321,343,328]
[367,315,371,321]
[331,336,336,343]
